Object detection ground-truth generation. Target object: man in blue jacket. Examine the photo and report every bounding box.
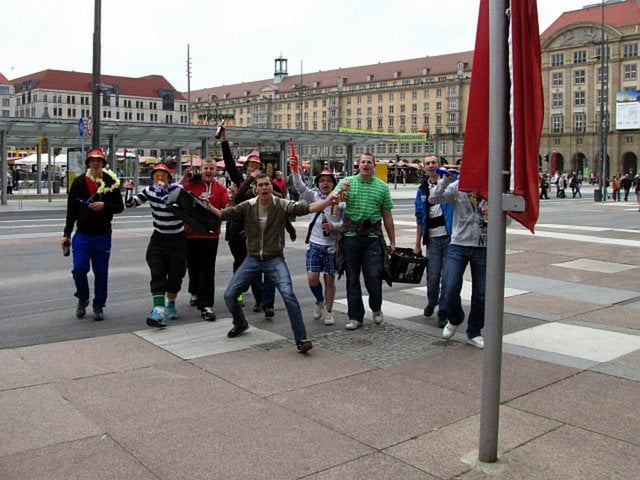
[413,156,454,328]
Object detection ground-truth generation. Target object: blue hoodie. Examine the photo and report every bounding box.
[414,175,453,245]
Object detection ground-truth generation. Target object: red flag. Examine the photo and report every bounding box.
[460,0,543,233]
[459,0,490,200]
[510,0,543,232]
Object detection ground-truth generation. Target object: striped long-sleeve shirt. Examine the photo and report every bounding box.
[125,185,184,234]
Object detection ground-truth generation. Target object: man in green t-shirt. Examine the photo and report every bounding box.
[336,152,396,330]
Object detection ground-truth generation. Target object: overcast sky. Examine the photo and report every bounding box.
[2,0,590,92]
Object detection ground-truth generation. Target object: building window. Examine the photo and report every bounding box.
[574,69,586,85]
[552,72,563,87]
[551,114,563,133]
[623,43,638,58]
[551,53,564,67]
[573,50,587,64]
[626,135,634,144]
[574,91,586,106]
[574,113,586,132]
[624,64,637,81]
[552,92,563,108]
[597,66,608,83]
[595,45,610,60]
[597,89,608,104]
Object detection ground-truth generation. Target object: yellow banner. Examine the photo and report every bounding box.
[338,127,427,143]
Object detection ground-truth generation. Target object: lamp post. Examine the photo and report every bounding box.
[598,0,609,202]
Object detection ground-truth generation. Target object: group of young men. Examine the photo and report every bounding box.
[62,141,489,353]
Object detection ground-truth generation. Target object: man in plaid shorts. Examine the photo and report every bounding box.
[290,155,343,325]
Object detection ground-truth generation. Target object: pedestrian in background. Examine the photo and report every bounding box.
[210,173,338,353]
[414,156,453,328]
[61,149,123,321]
[336,152,396,331]
[124,164,186,328]
[220,127,277,317]
[180,159,229,321]
[290,154,343,326]
[429,169,488,349]
[539,172,549,199]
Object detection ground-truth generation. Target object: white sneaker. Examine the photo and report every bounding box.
[324,311,335,325]
[313,301,325,321]
[442,322,458,339]
[372,311,384,325]
[345,320,362,330]
[467,336,484,349]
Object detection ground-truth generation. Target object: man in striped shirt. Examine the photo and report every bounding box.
[124,164,186,328]
[335,153,396,330]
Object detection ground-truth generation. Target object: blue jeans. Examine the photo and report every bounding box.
[442,244,486,339]
[343,236,384,322]
[71,232,112,308]
[426,234,450,319]
[223,255,307,342]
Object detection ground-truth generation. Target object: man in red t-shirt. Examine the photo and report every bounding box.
[180,159,229,320]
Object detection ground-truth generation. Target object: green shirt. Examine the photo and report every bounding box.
[336,174,393,236]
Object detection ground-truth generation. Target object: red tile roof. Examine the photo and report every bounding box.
[541,0,640,39]
[188,51,474,101]
[8,69,185,100]
[0,72,9,85]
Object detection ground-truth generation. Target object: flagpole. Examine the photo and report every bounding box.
[478,0,509,463]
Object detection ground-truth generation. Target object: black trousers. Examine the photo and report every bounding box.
[146,231,187,295]
[186,237,220,309]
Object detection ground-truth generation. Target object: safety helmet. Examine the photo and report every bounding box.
[151,163,172,181]
[314,169,337,188]
[85,148,106,167]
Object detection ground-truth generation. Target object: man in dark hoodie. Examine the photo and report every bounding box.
[61,149,124,321]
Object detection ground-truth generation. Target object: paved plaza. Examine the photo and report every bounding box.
[1,185,639,479]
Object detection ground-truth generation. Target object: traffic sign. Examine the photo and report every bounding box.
[78,117,84,137]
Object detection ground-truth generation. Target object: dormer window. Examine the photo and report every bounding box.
[393,71,400,78]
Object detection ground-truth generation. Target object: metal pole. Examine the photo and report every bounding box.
[187,44,191,125]
[478,0,509,463]
[599,0,606,201]
[92,0,102,149]
[1,129,6,206]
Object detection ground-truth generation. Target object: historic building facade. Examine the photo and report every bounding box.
[189,0,640,177]
[541,0,640,177]
[3,70,188,158]
[188,53,474,166]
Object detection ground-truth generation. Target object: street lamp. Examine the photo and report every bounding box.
[597,0,609,202]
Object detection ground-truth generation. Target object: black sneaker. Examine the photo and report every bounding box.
[423,304,435,317]
[253,303,262,313]
[93,306,104,321]
[201,307,217,322]
[263,306,275,319]
[296,339,313,353]
[76,299,89,318]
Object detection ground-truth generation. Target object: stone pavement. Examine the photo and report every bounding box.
[1,184,640,479]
